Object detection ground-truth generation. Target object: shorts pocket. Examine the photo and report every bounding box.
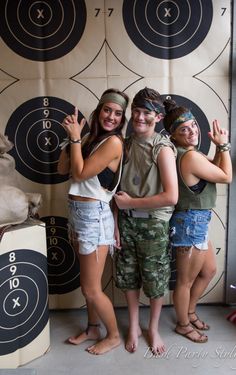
[75,207,100,223]
[194,214,211,224]
[169,216,186,243]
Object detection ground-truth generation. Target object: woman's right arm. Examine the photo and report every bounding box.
[184,150,232,184]
[182,119,232,185]
[57,148,70,175]
[182,149,232,185]
[111,199,121,249]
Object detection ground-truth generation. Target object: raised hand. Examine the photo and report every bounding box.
[208,119,229,146]
[62,107,86,140]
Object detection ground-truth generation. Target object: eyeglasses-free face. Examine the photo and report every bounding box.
[131,107,163,137]
[175,120,199,135]
[172,120,199,148]
[99,102,123,132]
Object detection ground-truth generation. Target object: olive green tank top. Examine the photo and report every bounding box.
[176,147,216,210]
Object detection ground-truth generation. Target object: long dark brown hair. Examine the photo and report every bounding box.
[82,88,129,158]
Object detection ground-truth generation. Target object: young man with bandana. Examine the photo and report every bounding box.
[114,88,178,354]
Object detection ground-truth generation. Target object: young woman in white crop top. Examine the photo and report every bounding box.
[57,89,129,355]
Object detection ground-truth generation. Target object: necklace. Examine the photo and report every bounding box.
[133,174,141,185]
[132,140,147,186]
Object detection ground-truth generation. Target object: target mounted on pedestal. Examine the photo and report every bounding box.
[0,0,86,61]
[5,96,89,185]
[0,249,49,356]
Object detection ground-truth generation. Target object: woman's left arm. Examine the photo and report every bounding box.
[71,136,122,180]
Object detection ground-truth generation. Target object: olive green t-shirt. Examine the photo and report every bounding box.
[120,132,177,221]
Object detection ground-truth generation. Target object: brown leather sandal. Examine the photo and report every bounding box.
[175,322,208,343]
[188,311,210,330]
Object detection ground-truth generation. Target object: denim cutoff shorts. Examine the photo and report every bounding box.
[169,209,212,250]
[67,199,115,255]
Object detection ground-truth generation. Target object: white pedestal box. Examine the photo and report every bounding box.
[0,221,50,368]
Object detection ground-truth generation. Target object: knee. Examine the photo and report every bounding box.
[209,266,217,279]
[176,278,195,290]
[81,285,100,302]
[200,266,217,281]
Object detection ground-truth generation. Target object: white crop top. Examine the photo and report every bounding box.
[68,137,123,203]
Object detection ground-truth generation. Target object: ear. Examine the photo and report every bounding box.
[155,113,164,122]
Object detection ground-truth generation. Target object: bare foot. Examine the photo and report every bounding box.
[86,335,121,355]
[125,326,142,353]
[148,329,166,355]
[67,326,100,345]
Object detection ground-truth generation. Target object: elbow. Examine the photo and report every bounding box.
[72,172,84,182]
[170,191,179,206]
[228,172,233,183]
[225,176,233,184]
[166,194,178,207]
[57,166,62,175]
[169,197,178,206]
[72,175,81,182]
[57,166,68,175]
[221,174,233,184]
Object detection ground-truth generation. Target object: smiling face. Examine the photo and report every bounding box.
[131,107,162,137]
[172,119,199,148]
[98,102,123,132]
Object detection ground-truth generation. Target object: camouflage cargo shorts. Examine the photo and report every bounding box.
[115,214,171,299]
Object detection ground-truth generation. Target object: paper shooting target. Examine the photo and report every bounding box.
[0,1,106,79]
[0,0,86,61]
[126,94,211,155]
[122,0,213,60]
[41,216,80,295]
[106,0,230,78]
[0,249,49,355]
[4,96,89,185]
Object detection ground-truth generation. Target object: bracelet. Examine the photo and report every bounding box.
[216,142,231,152]
[69,138,81,144]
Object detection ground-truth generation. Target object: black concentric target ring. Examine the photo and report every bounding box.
[0,250,49,355]
[5,97,88,184]
[123,0,213,59]
[0,0,86,61]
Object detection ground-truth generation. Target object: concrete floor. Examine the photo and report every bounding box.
[19,304,236,375]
